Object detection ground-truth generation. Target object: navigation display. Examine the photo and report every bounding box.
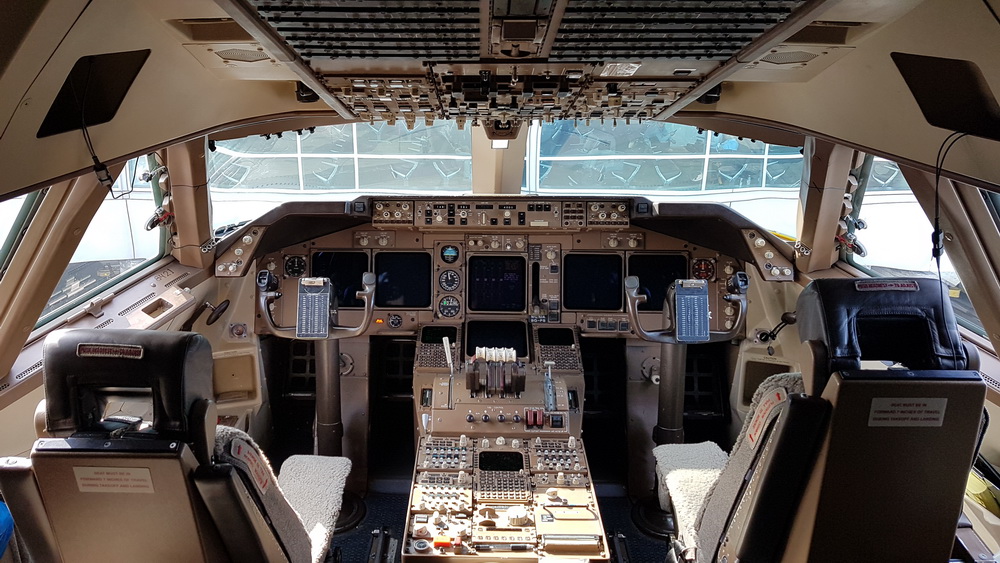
[627,254,689,311]
[563,254,623,310]
[311,251,369,308]
[374,252,431,308]
[468,256,526,312]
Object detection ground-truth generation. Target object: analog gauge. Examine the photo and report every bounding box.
[692,259,716,280]
[438,295,461,318]
[441,245,460,264]
[284,255,307,277]
[439,269,461,292]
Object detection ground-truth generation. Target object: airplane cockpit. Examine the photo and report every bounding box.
[2,0,1000,562]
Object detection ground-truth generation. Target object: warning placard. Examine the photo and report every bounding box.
[868,398,947,427]
[74,467,154,493]
[747,387,787,450]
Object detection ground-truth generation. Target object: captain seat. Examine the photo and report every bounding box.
[0,329,350,563]
[653,277,985,562]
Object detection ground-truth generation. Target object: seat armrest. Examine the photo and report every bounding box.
[278,455,352,563]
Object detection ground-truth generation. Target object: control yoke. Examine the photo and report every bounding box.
[624,274,748,344]
[256,270,377,340]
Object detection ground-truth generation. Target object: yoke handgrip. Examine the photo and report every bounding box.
[625,275,748,344]
[257,271,376,340]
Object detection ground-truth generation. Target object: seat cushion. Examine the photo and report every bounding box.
[279,455,352,563]
[653,442,728,548]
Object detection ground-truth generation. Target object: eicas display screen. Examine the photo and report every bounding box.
[465,320,529,358]
[467,256,526,312]
[374,252,431,308]
[421,325,457,344]
[627,254,689,311]
[563,254,623,310]
[311,251,369,308]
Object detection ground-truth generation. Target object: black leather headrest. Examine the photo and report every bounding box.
[43,329,213,437]
[797,278,967,393]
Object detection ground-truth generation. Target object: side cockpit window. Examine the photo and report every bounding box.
[36,156,166,325]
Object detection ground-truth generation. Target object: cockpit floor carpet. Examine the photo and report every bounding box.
[328,491,408,561]
[597,494,671,563]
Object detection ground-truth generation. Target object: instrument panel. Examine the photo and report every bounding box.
[251,197,764,340]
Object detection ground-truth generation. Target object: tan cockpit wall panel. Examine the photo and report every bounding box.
[699,0,1000,188]
[0,0,318,198]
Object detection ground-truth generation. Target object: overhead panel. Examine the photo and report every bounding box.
[231,0,821,132]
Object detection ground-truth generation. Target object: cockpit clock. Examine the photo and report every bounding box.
[284,255,307,277]
[692,258,716,280]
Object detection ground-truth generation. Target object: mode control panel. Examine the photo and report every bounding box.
[370,199,634,230]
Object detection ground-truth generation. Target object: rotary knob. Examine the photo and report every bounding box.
[490,240,500,249]
[507,506,531,527]
[497,414,506,423]
[466,414,475,423]
[495,436,505,446]
[607,237,619,248]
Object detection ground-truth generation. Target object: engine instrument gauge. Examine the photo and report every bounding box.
[441,245,460,264]
[692,259,716,280]
[439,269,461,292]
[438,295,461,318]
[284,255,307,277]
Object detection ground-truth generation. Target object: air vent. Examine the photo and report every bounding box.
[761,50,819,65]
[982,371,1000,393]
[13,360,42,381]
[119,293,156,316]
[95,318,115,329]
[214,48,270,64]
[164,272,191,288]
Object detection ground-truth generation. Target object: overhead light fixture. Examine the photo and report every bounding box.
[492,139,510,149]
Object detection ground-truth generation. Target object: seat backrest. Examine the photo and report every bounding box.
[783,278,986,562]
[796,277,970,394]
[0,329,316,563]
[0,329,224,562]
[694,373,830,562]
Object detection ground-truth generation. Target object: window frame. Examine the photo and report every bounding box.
[34,155,169,328]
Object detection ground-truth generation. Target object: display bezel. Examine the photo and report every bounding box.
[311,250,370,308]
[373,251,432,308]
[562,253,624,311]
[626,253,690,312]
[467,255,527,313]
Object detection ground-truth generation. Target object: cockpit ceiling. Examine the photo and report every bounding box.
[222,0,820,128]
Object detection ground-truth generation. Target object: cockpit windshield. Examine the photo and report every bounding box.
[207,120,804,237]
